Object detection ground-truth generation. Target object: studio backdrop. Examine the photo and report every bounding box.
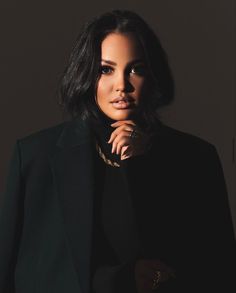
[0,0,235,235]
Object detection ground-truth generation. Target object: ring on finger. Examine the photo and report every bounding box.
[151,270,161,290]
[129,128,139,139]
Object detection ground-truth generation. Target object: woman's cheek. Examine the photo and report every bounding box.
[98,78,113,94]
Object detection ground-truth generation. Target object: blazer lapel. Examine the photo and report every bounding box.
[49,117,95,293]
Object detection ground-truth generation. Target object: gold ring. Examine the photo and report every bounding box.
[151,270,161,290]
[130,129,138,139]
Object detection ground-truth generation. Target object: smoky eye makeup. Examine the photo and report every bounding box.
[99,62,147,75]
[100,65,114,74]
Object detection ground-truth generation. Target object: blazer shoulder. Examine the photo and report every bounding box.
[16,122,68,162]
[19,122,66,147]
[158,124,217,156]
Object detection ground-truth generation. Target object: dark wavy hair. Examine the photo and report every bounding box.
[58,9,175,131]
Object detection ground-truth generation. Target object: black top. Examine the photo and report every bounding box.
[88,110,140,292]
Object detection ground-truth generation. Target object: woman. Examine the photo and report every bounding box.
[0,9,235,293]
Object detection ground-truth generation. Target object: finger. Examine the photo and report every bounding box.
[121,145,129,156]
[111,137,124,154]
[121,147,132,160]
[116,142,123,155]
[112,131,129,146]
[116,138,128,155]
[121,155,130,160]
[111,140,117,154]
[108,125,133,144]
[108,127,121,144]
[112,132,131,154]
[117,139,133,156]
[108,131,118,144]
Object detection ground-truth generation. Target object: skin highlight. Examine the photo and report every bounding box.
[96,32,149,122]
[95,32,151,160]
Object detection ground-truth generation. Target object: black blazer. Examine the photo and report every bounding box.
[0,116,235,293]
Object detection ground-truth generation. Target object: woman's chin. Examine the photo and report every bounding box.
[106,109,137,121]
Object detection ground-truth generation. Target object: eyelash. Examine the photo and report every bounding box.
[100,65,145,76]
[100,66,113,74]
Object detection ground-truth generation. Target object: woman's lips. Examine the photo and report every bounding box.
[111,100,134,109]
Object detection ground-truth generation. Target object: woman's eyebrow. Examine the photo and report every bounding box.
[101,58,144,66]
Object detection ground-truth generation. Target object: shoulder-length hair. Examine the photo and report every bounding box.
[58,9,175,131]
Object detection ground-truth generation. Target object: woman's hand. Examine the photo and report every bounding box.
[134,259,176,293]
[108,120,151,160]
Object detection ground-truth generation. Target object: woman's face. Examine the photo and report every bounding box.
[96,32,149,121]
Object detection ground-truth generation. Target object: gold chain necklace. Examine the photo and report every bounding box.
[95,141,120,168]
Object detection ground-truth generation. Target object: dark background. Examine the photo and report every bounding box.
[0,0,235,234]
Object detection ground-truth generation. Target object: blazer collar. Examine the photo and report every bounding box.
[56,116,94,148]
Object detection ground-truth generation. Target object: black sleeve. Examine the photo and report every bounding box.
[187,144,236,292]
[206,146,236,291]
[0,141,24,293]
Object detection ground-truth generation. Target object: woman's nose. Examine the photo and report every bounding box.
[115,72,128,92]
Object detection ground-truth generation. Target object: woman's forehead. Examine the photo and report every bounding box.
[100,32,145,62]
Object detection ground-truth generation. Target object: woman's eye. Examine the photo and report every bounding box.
[130,66,146,75]
[100,66,113,74]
